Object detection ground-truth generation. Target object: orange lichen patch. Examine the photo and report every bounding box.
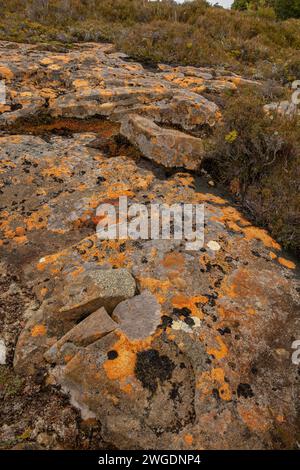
[70,266,85,278]
[15,226,25,236]
[197,367,231,401]
[162,252,185,271]
[207,336,228,360]
[14,235,28,245]
[216,304,236,321]
[0,104,10,113]
[0,160,17,173]
[39,57,53,66]
[64,354,75,363]
[41,163,72,178]
[237,404,271,433]
[25,208,50,231]
[184,434,193,446]
[196,193,226,205]
[104,185,134,200]
[276,415,285,423]
[220,268,265,303]
[213,206,250,230]
[72,79,90,88]
[0,65,14,80]
[0,217,28,243]
[40,88,57,99]
[278,257,296,270]
[103,331,153,389]
[120,383,133,394]
[131,173,154,191]
[172,294,207,319]
[243,226,281,250]
[174,174,195,187]
[40,287,48,298]
[72,212,94,230]
[48,64,61,71]
[173,76,205,89]
[108,251,128,268]
[36,252,62,272]
[269,251,277,260]
[211,367,232,401]
[31,324,47,337]
[139,277,172,304]
[247,307,256,315]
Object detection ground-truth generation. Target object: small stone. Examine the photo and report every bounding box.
[207,240,221,251]
[0,339,6,365]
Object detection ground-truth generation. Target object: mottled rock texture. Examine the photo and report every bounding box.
[0,41,299,450]
[120,114,204,170]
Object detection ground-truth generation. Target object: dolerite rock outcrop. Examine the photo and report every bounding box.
[0,41,299,450]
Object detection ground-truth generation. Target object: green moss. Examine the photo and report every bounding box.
[0,366,24,398]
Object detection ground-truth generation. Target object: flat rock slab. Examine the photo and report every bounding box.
[112,290,161,340]
[120,114,204,170]
[59,268,136,319]
[44,307,118,365]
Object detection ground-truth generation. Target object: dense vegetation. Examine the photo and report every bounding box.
[1,1,300,80]
[0,1,299,254]
[233,0,300,20]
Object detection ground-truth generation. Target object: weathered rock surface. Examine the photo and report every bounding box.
[0,42,299,450]
[120,114,205,170]
[0,41,222,169]
[44,307,118,365]
[59,267,136,319]
[112,290,161,340]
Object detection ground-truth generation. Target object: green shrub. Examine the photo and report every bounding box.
[209,86,300,253]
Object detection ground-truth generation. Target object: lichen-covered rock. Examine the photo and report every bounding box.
[44,307,118,365]
[112,290,161,340]
[120,114,204,169]
[0,42,299,450]
[59,268,136,319]
[1,131,297,449]
[13,267,136,375]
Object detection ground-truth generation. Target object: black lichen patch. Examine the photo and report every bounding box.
[159,315,173,329]
[107,350,118,360]
[184,316,195,327]
[237,383,254,398]
[218,326,231,335]
[172,307,191,318]
[135,349,175,393]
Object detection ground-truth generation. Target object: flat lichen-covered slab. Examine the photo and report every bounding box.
[0,42,299,450]
[0,132,297,450]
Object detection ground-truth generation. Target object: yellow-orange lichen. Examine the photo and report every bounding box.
[197,366,232,401]
[184,434,193,446]
[172,294,207,319]
[162,252,185,271]
[103,331,153,392]
[237,404,271,433]
[278,257,296,270]
[31,324,47,337]
[207,336,228,360]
